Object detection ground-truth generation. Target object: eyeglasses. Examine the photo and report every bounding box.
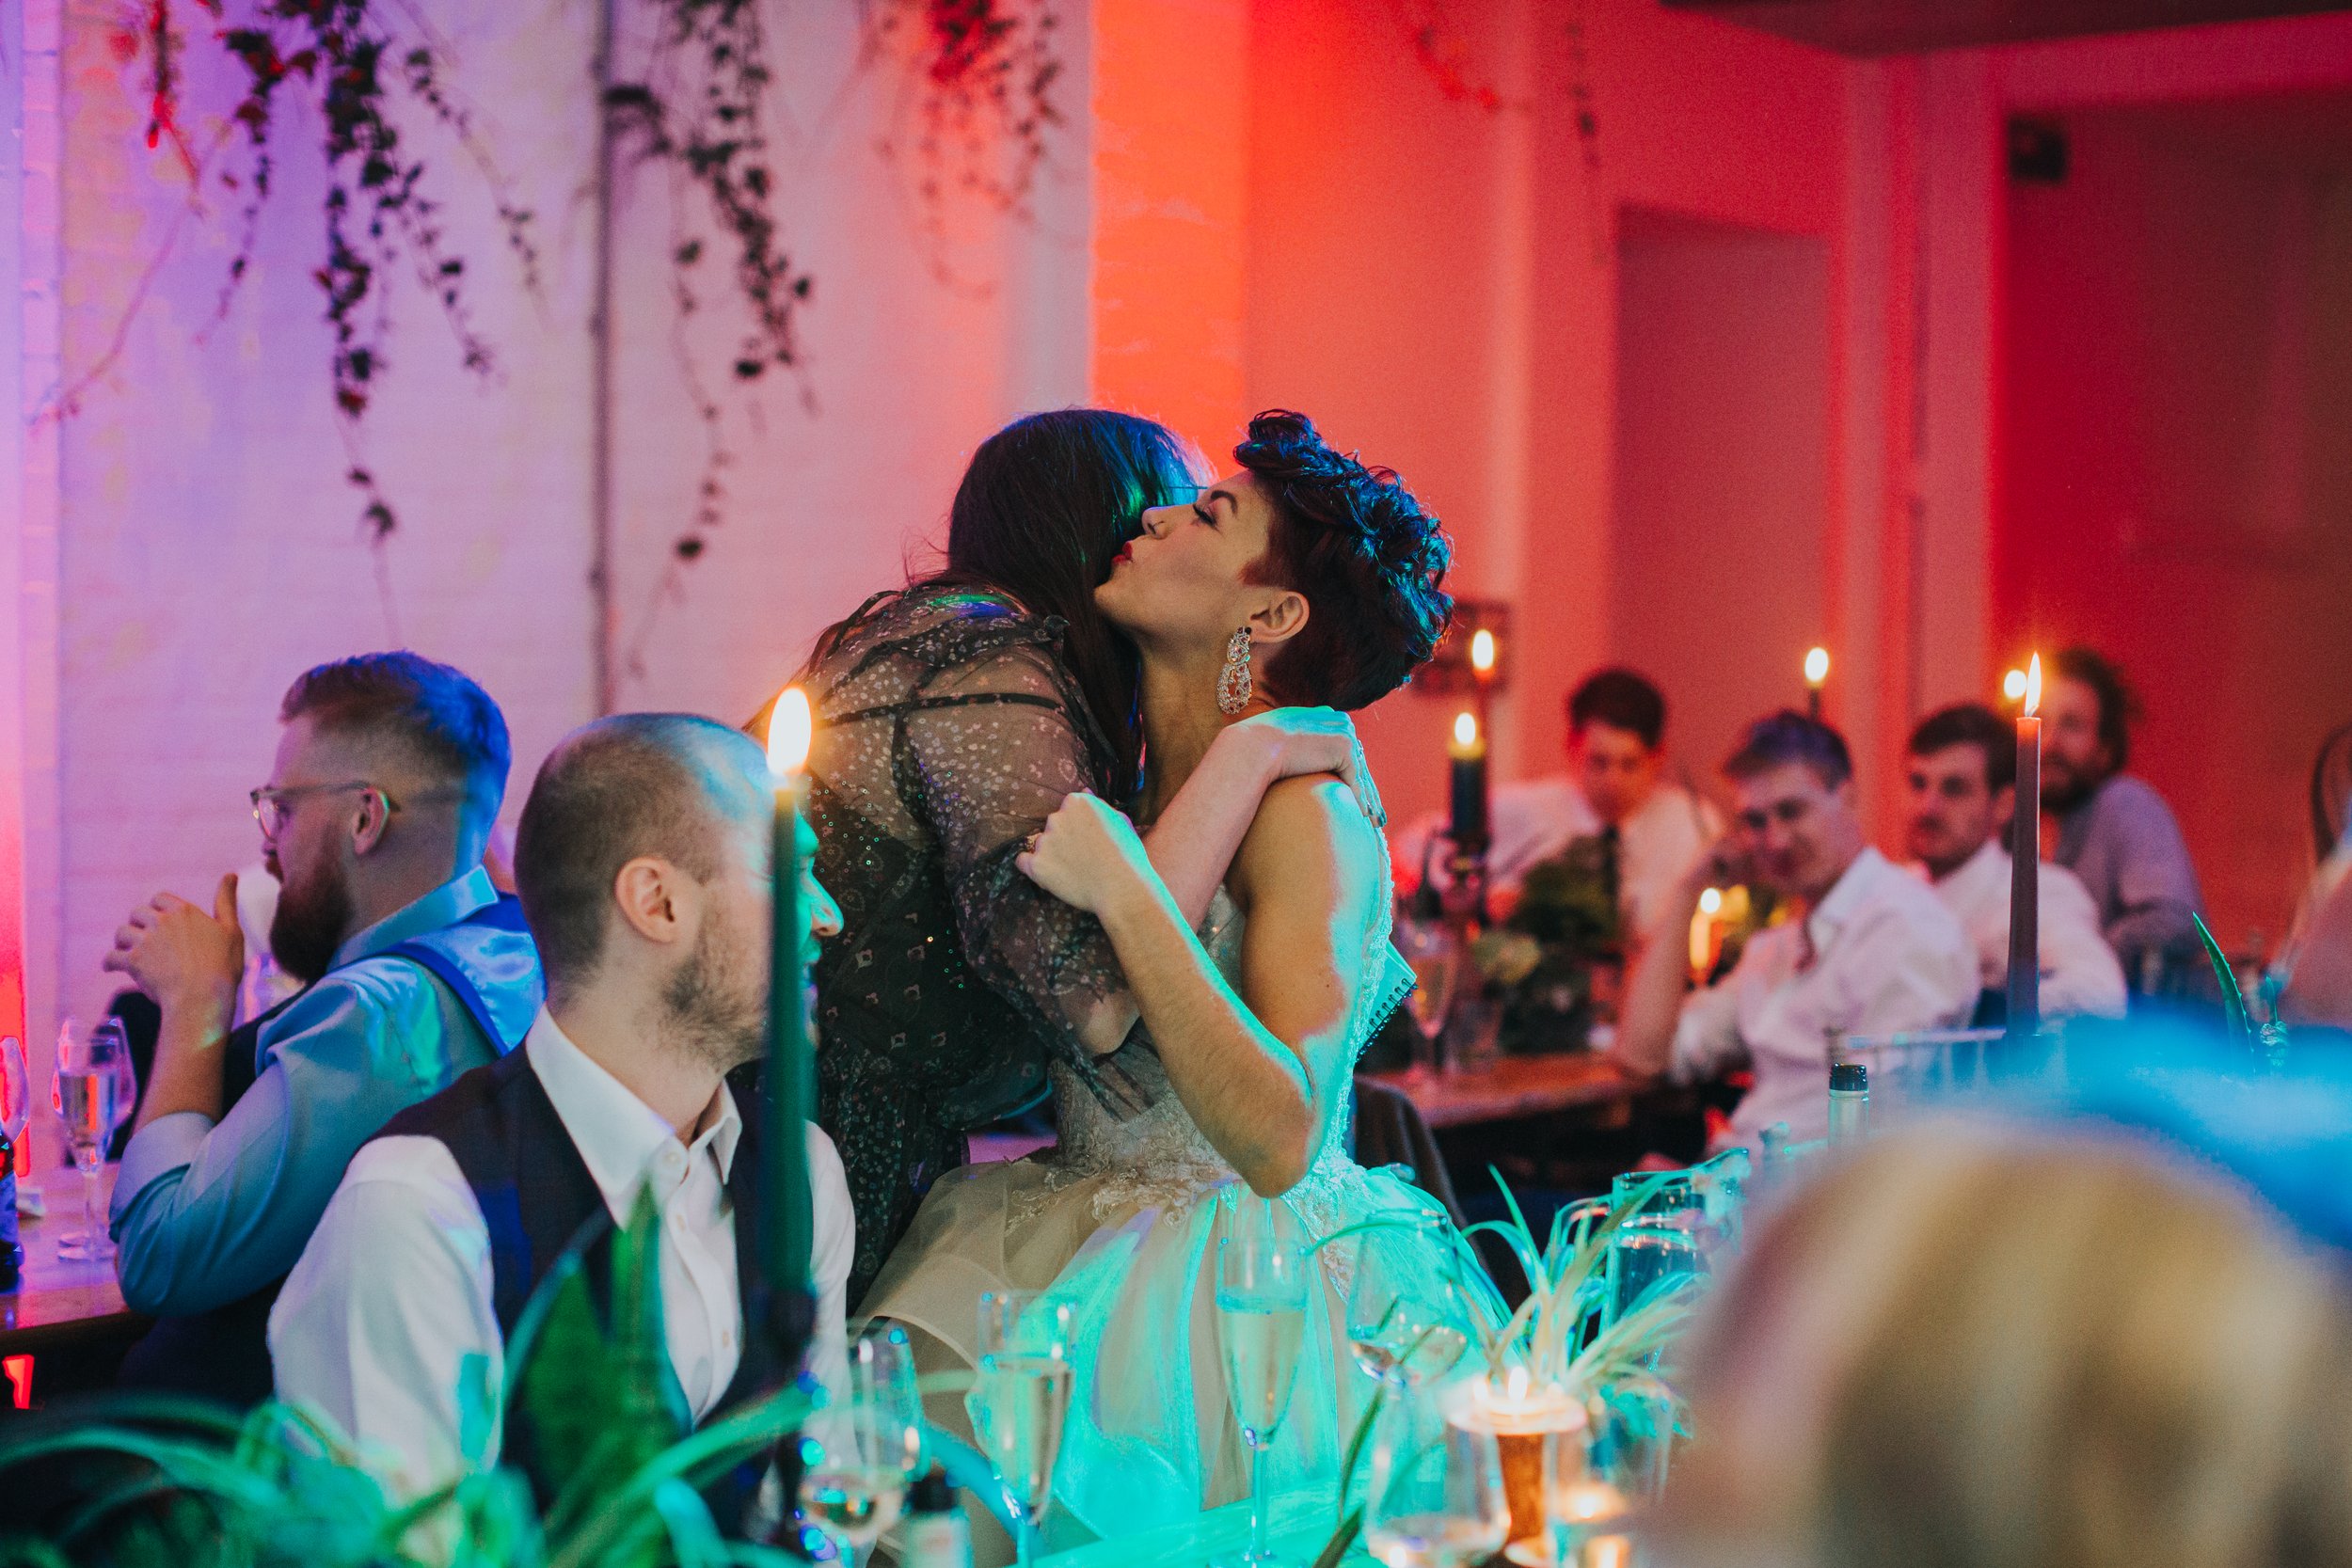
[249,781,395,840]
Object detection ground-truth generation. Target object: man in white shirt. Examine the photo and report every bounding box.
[1613,712,1978,1148]
[1903,704,2126,1022]
[271,714,855,1508]
[1396,668,1719,942]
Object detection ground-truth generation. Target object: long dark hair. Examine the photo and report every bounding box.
[813,409,1196,797]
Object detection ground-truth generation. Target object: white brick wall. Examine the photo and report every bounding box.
[32,0,1091,1092]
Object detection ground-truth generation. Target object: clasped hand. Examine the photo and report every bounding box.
[103,872,245,1033]
[1016,793,1153,916]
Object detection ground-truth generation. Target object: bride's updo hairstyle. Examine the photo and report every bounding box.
[1235,410,1453,712]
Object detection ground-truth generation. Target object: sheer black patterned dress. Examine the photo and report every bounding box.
[799,586,1152,1306]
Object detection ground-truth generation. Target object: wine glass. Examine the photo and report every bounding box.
[1216,1234,1310,1568]
[51,1018,133,1262]
[971,1291,1076,1568]
[1347,1215,1470,1389]
[1395,916,1460,1077]
[1363,1382,1510,1568]
[800,1325,925,1568]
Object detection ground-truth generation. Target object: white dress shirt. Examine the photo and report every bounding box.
[269,1009,856,1502]
[1925,839,2127,1021]
[1671,847,1978,1148]
[1396,777,1722,941]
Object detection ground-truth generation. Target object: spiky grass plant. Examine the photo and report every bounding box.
[0,1190,814,1568]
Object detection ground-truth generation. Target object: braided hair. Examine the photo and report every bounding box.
[1235,410,1454,712]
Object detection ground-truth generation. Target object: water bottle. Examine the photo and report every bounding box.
[1828,1061,1869,1143]
[900,1465,970,1568]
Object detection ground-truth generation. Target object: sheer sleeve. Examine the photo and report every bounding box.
[898,635,1156,1118]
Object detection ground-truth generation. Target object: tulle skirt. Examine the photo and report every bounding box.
[860,1148,1472,1541]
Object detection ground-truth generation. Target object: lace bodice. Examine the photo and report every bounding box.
[1044,765,1416,1221]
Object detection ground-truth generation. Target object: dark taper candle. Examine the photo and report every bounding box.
[1448,710,1489,853]
[765,689,815,1301]
[2005,657,2042,1037]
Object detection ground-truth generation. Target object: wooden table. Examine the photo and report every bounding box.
[1365,1052,1644,1130]
[3,1164,144,1357]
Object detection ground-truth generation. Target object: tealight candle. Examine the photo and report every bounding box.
[1450,1369,1589,1544]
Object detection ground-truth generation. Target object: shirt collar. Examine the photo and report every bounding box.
[329,863,499,971]
[523,1008,743,1217]
[1941,836,2008,891]
[1806,845,1894,949]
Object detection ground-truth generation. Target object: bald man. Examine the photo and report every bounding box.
[270,714,852,1508]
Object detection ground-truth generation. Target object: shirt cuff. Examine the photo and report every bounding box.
[114,1111,218,1217]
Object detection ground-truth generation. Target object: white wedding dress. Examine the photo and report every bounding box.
[860,783,1480,1541]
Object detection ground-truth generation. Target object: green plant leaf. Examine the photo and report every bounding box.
[1311,1507,1364,1568]
[2192,912,2254,1049]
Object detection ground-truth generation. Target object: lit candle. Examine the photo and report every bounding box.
[2007,655,2042,1037]
[765,688,816,1302]
[1470,627,1499,686]
[1804,646,1830,721]
[1448,710,1489,854]
[1452,1369,1589,1544]
[1690,886,1723,979]
[1549,1480,1632,1568]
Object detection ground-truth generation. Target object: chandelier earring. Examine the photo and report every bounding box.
[1216,626,1254,715]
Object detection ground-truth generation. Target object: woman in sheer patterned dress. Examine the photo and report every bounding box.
[862,411,1476,1541]
[780,410,1374,1305]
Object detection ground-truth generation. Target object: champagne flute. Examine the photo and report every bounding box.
[800,1326,924,1568]
[1395,916,1459,1077]
[51,1018,132,1262]
[1363,1383,1509,1568]
[1347,1216,1470,1389]
[971,1291,1076,1568]
[1216,1234,1310,1568]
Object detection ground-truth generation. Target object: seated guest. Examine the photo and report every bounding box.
[104,653,543,1402]
[1903,703,2125,1022]
[1612,712,1977,1148]
[2044,646,2205,991]
[1396,666,1719,940]
[270,714,855,1504]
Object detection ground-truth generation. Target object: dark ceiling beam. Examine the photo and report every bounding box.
[1661,0,2352,55]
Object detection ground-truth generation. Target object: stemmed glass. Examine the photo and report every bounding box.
[1362,1383,1510,1568]
[971,1291,1076,1568]
[1347,1215,1470,1390]
[799,1324,926,1568]
[51,1018,134,1262]
[1394,915,1460,1077]
[1216,1233,1310,1568]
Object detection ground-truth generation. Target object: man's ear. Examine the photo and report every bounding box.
[349,787,395,858]
[1248,588,1310,652]
[611,856,693,947]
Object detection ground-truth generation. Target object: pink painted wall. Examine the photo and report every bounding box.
[1997,96,2352,951]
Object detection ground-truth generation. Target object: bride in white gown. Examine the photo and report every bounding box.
[860,412,1479,1542]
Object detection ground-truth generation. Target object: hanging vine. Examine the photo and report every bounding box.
[866,0,1064,271]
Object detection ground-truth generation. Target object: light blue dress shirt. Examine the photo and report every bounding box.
[111,865,544,1316]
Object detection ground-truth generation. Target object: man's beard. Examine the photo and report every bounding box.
[271,855,355,985]
[662,911,765,1075]
[2041,758,2102,814]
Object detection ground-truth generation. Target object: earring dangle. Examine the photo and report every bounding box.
[1216,627,1254,715]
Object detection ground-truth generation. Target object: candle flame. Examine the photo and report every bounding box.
[1504,1366,1530,1402]
[768,687,813,780]
[1698,887,1723,915]
[2003,668,2027,701]
[2023,653,2042,718]
[1470,627,1497,674]
[1454,710,1478,748]
[1804,646,1830,688]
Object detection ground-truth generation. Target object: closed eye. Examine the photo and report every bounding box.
[1193,501,1217,528]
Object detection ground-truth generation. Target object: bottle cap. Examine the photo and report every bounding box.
[909,1464,954,1513]
[1829,1062,1867,1093]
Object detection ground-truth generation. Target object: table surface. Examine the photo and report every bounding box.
[1363,1051,1644,1130]
[1037,1494,1374,1568]
[3,1164,140,1352]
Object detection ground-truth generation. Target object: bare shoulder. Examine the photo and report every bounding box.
[1231,775,1381,910]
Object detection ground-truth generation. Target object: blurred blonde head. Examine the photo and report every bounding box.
[1657,1123,2352,1568]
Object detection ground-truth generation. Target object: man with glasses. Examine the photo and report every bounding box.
[102,652,544,1402]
